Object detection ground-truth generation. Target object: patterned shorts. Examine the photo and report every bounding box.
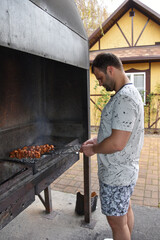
[99,181,135,216]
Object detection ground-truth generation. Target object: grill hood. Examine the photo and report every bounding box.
[0,0,89,69]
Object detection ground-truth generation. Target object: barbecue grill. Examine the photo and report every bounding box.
[0,0,91,230]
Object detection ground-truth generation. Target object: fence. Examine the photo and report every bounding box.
[90,93,160,133]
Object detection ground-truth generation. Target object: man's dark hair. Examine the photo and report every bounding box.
[91,53,123,73]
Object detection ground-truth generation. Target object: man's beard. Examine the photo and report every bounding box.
[103,74,113,91]
[104,84,112,91]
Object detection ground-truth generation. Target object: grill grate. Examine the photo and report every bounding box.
[7,143,81,164]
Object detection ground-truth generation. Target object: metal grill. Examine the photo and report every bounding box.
[0,0,90,230]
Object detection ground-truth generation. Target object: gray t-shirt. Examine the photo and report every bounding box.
[97,83,144,186]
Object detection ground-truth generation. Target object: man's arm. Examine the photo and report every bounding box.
[81,129,131,157]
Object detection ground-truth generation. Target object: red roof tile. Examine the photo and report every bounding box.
[90,45,160,63]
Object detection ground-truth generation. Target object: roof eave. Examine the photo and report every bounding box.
[90,56,160,64]
[121,55,160,63]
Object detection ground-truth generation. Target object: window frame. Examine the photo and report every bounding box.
[125,68,150,105]
[126,72,146,104]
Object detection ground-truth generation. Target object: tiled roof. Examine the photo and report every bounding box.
[90,45,160,63]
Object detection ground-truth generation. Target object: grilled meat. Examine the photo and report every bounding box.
[9,144,54,159]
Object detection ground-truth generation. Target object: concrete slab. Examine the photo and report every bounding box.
[0,190,160,240]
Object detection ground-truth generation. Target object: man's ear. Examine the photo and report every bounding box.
[106,66,113,76]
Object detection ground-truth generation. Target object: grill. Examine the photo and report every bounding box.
[8,137,80,174]
[0,0,91,230]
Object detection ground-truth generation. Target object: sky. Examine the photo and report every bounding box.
[101,0,160,15]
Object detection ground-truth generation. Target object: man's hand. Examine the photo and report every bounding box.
[81,144,95,157]
[80,129,131,156]
[80,137,97,157]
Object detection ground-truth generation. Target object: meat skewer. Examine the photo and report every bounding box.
[9,144,54,159]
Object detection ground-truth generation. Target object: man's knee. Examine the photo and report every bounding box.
[107,215,128,231]
[127,200,133,214]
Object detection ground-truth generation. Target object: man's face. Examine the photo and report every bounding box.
[93,67,114,91]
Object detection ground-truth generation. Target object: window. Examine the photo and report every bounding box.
[126,72,146,103]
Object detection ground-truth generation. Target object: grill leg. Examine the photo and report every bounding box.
[83,154,91,223]
[44,186,52,213]
[38,186,52,213]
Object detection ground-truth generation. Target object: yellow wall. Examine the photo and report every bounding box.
[90,42,99,51]
[90,8,160,51]
[90,67,101,94]
[132,10,148,45]
[151,62,160,92]
[100,23,129,49]
[90,67,102,126]
[100,11,132,49]
[136,18,160,45]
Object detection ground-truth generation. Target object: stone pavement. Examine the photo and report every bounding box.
[51,134,160,208]
[2,190,160,240]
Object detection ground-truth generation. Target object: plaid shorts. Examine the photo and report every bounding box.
[99,181,135,216]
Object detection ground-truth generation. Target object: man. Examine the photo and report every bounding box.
[81,53,144,240]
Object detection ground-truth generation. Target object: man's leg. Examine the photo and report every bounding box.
[106,200,134,240]
[127,200,134,234]
[99,182,135,239]
[107,214,131,240]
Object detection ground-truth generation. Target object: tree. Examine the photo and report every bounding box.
[75,0,108,36]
